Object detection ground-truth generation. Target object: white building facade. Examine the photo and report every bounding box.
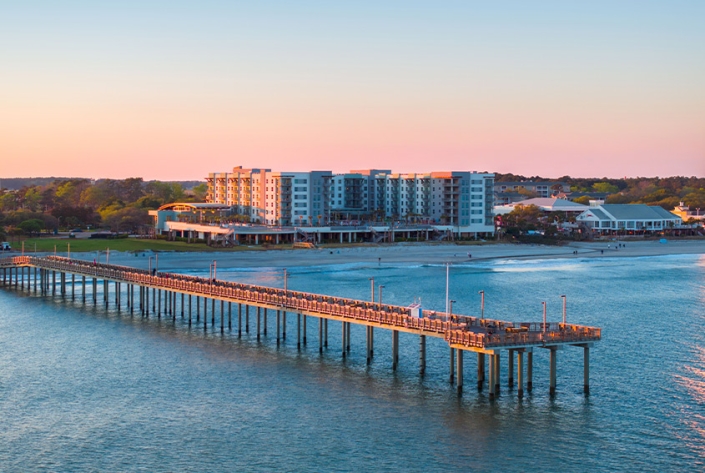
[576,203,682,234]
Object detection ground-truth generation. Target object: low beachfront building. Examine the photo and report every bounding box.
[671,202,705,223]
[575,202,682,235]
[494,197,588,216]
[149,203,232,227]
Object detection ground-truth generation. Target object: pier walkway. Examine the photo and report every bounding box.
[1,255,600,398]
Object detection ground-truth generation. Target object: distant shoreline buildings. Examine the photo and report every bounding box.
[206,166,495,234]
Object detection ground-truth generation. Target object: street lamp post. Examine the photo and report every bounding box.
[369,277,374,303]
[148,256,153,275]
[561,295,567,325]
[106,247,110,265]
[479,290,485,319]
[542,301,547,334]
[445,262,450,315]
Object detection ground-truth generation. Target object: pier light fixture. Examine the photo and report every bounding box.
[54,245,57,257]
[283,268,288,292]
[106,247,110,265]
[209,261,217,281]
[21,241,24,256]
[378,285,385,309]
[67,243,70,260]
[155,254,159,272]
[479,290,485,319]
[445,262,451,315]
[542,301,547,334]
[561,295,567,325]
[368,277,374,303]
[148,256,153,275]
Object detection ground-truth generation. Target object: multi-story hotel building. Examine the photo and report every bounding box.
[207,167,494,231]
[329,170,494,227]
[207,167,333,226]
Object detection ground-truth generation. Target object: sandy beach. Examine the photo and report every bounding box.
[78,239,705,271]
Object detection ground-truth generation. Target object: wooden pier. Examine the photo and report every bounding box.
[1,255,601,398]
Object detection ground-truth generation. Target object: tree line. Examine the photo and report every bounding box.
[495,174,705,210]
[0,178,208,240]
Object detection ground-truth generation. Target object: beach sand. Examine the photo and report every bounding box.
[74,239,705,272]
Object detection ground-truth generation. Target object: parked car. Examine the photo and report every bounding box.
[1,242,11,251]
[70,228,83,233]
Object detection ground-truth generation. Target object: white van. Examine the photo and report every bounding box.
[1,242,11,251]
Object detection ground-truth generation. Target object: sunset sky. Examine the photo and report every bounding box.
[1,1,703,180]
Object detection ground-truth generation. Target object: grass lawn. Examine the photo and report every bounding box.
[7,236,501,254]
[13,237,265,253]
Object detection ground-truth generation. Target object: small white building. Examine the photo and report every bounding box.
[494,197,588,215]
[576,203,682,234]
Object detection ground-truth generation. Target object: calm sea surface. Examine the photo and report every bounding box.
[1,254,703,472]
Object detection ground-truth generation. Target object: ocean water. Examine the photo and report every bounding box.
[0,254,703,472]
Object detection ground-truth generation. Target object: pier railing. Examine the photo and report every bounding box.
[1,255,602,349]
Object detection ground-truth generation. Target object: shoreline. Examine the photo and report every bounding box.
[41,239,705,271]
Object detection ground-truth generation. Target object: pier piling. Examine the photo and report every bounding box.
[457,349,464,394]
[549,348,557,396]
[508,349,515,388]
[517,351,524,398]
[450,347,455,383]
[583,345,590,395]
[419,335,426,375]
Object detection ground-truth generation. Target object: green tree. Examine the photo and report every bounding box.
[55,179,90,207]
[22,187,42,211]
[102,207,150,232]
[191,183,208,201]
[516,187,538,198]
[502,205,544,231]
[592,182,619,194]
[0,193,17,211]
[682,190,705,209]
[18,218,44,236]
[144,182,184,205]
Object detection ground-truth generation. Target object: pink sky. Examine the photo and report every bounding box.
[1,1,703,180]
